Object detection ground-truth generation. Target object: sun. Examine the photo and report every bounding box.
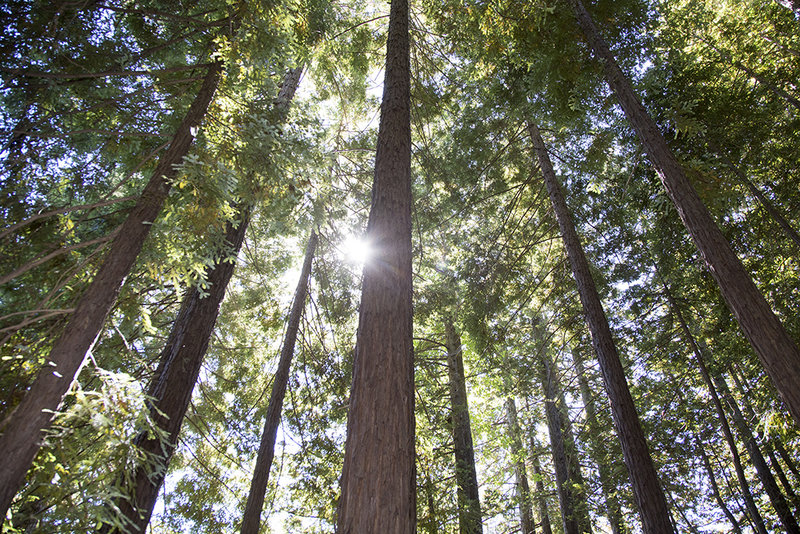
[340,234,372,265]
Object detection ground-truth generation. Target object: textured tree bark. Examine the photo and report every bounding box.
[97,207,251,534]
[693,433,743,534]
[530,440,555,534]
[534,328,591,534]
[239,231,317,534]
[336,0,414,531]
[527,120,673,534]
[660,280,768,534]
[0,62,223,520]
[505,398,535,534]
[571,348,627,534]
[566,0,800,427]
[445,321,483,534]
[96,66,303,534]
[714,373,800,533]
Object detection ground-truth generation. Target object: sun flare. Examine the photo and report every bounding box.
[340,235,372,265]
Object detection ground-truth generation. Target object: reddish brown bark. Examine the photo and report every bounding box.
[98,207,251,534]
[445,321,482,534]
[535,335,591,534]
[527,120,673,533]
[566,0,800,427]
[660,280,767,534]
[240,231,317,534]
[0,62,223,520]
[335,0,414,531]
[571,348,627,534]
[97,65,303,534]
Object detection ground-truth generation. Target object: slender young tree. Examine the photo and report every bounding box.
[240,230,317,534]
[0,62,224,519]
[505,397,535,534]
[336,0,414,531]
[714,373,800,533]
[571,348,627,534]
[659,279,768,534]
[534,324,591,534]
[530,438,555,534]
[565,0,800,426]
[97,66,303,534]
[445,320,483,534]
[693,432,743,534]
[527,120,673,533]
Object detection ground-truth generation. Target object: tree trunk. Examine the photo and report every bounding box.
[0,62,223,520]
[506,398,535,534]
[694,433,743,534]
[530,439,555,534]
[239,231,317,534]
[659,280,768,534]
[714,373,800,533]
[98,207,251,534]
[335,0,414,531]
[445,321,482,534]
[527,120,673,534]
[534,327,591,534]
[571,348,627,534]
[96,66,303,534]
[566,0,800,427]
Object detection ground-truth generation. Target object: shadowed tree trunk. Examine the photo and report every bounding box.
[335,0,414,531]
[534,323,591,534]
[97,66,303,534]
[0,62,224,520]
[527,120,673,534]
[506,398,535,534]
[240,230,317,534]
[445,321,482,534]
[659,280,768,534]
[565,0,800,427]
[571,348,627,534]
[693,432,743,534]
[98,206,251,534]
[530,438,555,534]
[714,373,800,533]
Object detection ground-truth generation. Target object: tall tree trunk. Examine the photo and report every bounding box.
[506,398,535,534]
[445,321,482,534]
[727,368,800,515]
[530,439,555,534]
[98,207,251,534]
[336,0,414,531]
[239,230,317,534]
[0,62,223,520]
[571,348,627,534]
[659,280,768,534]
[527,120,673,534]
[534,328,591,534]
[714,373,800,533]
[565,0,800,426]
[97,66,302,534]
[693,432,743,534]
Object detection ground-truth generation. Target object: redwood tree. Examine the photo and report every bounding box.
[445,320,483,534]
[0,62,224,519]
[240,230,317,534]
[335,0,415,531]
[565,0,800,426]
[527,120,674,534]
